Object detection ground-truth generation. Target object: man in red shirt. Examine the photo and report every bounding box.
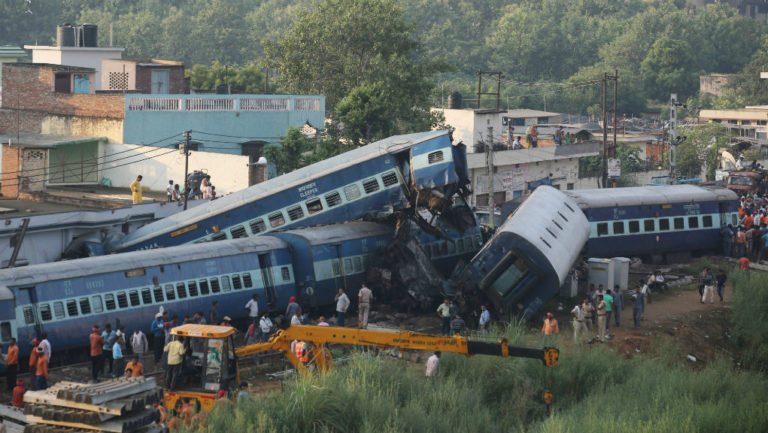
[28,339,39,377]
[90,326,104,381]
[5,338,18,391]
[11,379,25,407]
[739,256,750,278]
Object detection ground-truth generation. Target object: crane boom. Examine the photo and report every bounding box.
[235,325,558,375]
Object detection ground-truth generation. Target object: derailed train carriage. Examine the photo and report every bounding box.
[464,186,590,318]
[107,130,469,253]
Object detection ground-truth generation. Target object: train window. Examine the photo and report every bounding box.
[232,275,243,290]
[362,178,380,194]
[343,184,361,202]
[80,297,92,314]
[139,289,151,304]
[732,213,738,226]
[211,279,221,293]
[22,306,34,324]
[40,304,52,321]
[644,219,655,232]
[344,259,353,274]
[612,221,625,235]
[221,276,231,292]
[211,233,227,241]
[281,267,291,281]
[382,171,398,187]
[362,255,369,269]
[165,284,176,301]
[92,295,103,313]
[66,300,79,317]
[457,239,465,252]
[306,198,323,215]
[597,223,608,236]
[243,273,253,288]
[321,193,339,210]
[659,219,670,231]
[250,219,266,235]
[465,237,473,249]
[268,212,285,228]
[447,242,456,254]
[428,151,444,164]
[129,290,140,307]
[703,215,713,227]
[200,280,210,295]
[0,323,11,342]
[176,283,187,299]
[332,260,341,276]
[688,217,699,229]
[117,292,128,309]
[230,225,247,239]
[628,221,640,234]
[187,281,198,297]
[154,287,164,303]
[287,206,304,221]
[354,257,362,272]
[424,247,432,258]
[674,217,685,230]
[105,295,116,311]
[432,244,441,257]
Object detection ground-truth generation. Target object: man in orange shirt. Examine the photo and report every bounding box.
[125,357,144,377]
[34,347,48,390]
[90,326,104,381]
[541,312,559,346]
[5,338,18,391]
[735,227,748,258]
[28,339,39,377]
[11,379,25,407]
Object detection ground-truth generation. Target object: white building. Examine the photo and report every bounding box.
[24,45,124,90]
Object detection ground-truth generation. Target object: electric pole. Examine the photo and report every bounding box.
[486,125,495,229]
[612,69,618,158]
[670,94,679,184]
[182,130,191,210]
[476,71,503,110]
[601,73,608,188]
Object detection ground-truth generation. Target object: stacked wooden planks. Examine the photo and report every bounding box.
[22,378,163,433]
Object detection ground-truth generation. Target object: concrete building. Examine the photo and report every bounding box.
[101,59,187,94]
[24,44,124,91]
[0,62,325,195]
[436,108,563,153]
[699,106,768,141]
[0,46,27,105]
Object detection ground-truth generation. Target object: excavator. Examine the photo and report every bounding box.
[163,324,559,412]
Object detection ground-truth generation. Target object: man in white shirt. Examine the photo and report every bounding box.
[425,351,441,377]
[130,328,148,365]
[570,302,587,343]
[639,279,649,321]
[259,313,273,338]
[166,180,174,202]
[479,305,490,334]
[335,289,350,327]
[245,295,259,319]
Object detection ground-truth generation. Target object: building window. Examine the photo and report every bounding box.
[54,73,71,93]
[566,183,574,190]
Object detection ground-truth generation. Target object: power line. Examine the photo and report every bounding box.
[0,147,179,189]
[0,133,182,177]
[190,130,284,141]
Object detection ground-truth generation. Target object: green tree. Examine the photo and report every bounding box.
[675,123,730,180]
[263,127,312,175]
[263,0,445,111]
[640,36,699,101]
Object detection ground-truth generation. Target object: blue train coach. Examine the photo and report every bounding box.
[565,185,739,258]
[468,186,590,318]
[0,237,295,358]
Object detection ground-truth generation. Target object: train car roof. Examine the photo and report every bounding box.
[111,130,450,250]
[0,236,288,289]
[273,221,392,244]
[564,185,738,209]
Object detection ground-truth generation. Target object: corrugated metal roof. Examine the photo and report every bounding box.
[273,221,392,244]
[504,109,561,118]
[0,133,106,148]
[0,46,27,57]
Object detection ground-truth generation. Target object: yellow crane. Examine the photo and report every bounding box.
[164,324,559,412]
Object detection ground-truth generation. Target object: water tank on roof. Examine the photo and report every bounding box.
[448,91,463,109]
[82,24,98,47]
[57,24,75,47]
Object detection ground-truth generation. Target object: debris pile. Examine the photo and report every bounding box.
[22,377,162,433]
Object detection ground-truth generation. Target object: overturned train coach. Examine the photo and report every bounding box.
[466,186,590,318]
[107,130,469,253]
[0,222,394,359]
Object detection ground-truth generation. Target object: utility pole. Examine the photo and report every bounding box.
[182,131,191,210]
[476,71,503,110]
[669,94,679,184]
[612,69,618,158]
[601,73,608,188]
[486,125,495,229]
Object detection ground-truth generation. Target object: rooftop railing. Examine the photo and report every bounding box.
[126,94,324,113]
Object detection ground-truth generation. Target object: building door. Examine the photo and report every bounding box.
[73,74,90,94]
[151,70,170,94]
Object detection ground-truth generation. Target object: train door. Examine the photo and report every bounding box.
[718,201,735,227]
[331,244,348,292]
[17,286,42,341]
[258,254,278,307]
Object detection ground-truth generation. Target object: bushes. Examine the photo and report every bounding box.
[196,324,768,433]
[730,270,768,372]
